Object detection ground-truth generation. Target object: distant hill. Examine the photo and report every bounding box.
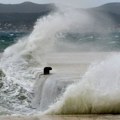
[0,2,56,31]
[0,2,55,13]
[90,2,120,15]
[0,2,120,31]
[88,2,120,27]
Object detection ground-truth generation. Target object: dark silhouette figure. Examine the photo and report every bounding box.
[44,67,52,75]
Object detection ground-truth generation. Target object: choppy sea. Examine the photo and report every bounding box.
[0,32,28,52]
[1,10,120,115]
[1,31,120,52]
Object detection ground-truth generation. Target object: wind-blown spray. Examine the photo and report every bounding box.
[0,2,117,114]
[44,53,120,114]
[0,7,93,114]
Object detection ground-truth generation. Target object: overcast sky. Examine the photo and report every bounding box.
[0,0,120,8]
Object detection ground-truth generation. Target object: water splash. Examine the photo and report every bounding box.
[0,8,92,114]
[0,4,117,115]
[44,53,120,114]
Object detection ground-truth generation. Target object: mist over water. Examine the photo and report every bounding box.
[0,1,120,115]
[0,6,95,114]
[45,54,120,114]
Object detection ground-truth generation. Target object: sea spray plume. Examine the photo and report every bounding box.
[2,9,92,64]
[48,0,97,8]
[1,9,92,87]
[0,9,93,113]
[44,53,120,114]
[53,2,116,52]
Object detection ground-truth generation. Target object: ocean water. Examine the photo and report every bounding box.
[0,8,120,116]
[0,32,28,52]
[56,31,120,52]
[1,31,120,52]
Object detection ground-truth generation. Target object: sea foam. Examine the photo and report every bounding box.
[44,53,120,114]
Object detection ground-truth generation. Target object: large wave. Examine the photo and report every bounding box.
[0,4,119,115]
[44,53,120,114]
[0,8,93,114]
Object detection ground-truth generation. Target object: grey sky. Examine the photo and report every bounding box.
[0,0,120,8]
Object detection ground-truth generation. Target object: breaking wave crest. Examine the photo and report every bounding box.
[0,5,120,115]
[45,54,120,114]
[0,9,91,114]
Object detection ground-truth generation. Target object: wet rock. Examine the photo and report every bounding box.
[0,82,3,88]
[44,67,52,75]
[18,95,27,100]
[0,70,5,78]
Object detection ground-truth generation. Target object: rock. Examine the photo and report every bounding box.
[44,67,52,75]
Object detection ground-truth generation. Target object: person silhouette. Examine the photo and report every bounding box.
[44,67,52,75]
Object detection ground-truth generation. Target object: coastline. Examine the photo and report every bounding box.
[1,115,120,120]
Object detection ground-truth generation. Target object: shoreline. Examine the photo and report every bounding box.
[1,115,120,120]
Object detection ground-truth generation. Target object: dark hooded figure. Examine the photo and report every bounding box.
[44,67,52,75]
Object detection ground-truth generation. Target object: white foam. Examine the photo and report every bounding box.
[44,53,120,114]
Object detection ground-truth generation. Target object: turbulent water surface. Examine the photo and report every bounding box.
[0,6,120,115]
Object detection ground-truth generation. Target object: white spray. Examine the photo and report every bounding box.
[0,7,93,113]
[44,53,120,114]
[0,2,117,114]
